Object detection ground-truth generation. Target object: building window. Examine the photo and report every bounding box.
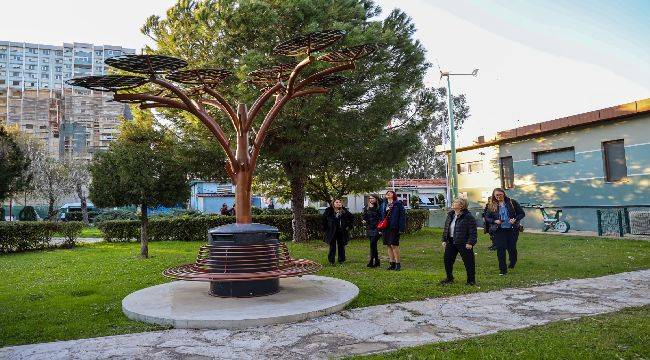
[42,49,50,55]
[500,156,514,189]
[533,147,575,166]
[457,160,483,174]
[602,140,627,182]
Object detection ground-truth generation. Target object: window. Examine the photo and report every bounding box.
[602,140,627,182]
[42,49,50,55]
[500,156,514,189]
[533,147,575,165]
[42,65,49,71]
[457,160,483,174]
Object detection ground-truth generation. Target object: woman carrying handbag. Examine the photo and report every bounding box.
[379,190,406,271]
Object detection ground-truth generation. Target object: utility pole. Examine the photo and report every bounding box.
[440,68,478,202]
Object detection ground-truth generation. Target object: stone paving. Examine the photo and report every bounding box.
[2,270,649,360]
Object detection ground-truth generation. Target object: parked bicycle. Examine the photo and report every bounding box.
[529,204,570,233]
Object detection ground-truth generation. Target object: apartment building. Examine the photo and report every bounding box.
[0,41,135,159]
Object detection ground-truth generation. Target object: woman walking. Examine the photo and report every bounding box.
[440,198,477,285]
[322,198,354,265]
[380,190,406,271]
[362,195,382,268]
[484,188,525,275]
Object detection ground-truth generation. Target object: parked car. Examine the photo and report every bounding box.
[59,203,95,222]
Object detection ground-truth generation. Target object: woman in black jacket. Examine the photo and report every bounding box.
[440,197,478,285]
[322,198,354,265]
[362,195,382,268]
[483,188,525,275]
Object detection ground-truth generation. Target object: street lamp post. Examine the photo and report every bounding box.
[440,68,478,203]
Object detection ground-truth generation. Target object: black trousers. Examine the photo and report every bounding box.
[443,242,476,283]
[369,234,380,262]
[494,228,517,273]
[328,235,346,263]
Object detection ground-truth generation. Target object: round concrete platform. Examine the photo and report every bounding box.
[122,275,359,329]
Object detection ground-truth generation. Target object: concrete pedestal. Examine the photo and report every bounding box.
[122,275,359,329]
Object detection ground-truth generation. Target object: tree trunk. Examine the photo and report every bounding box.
[76,183,89,226]
[288,174,308,243]
[234,170,253,224]
[140,199,149,258]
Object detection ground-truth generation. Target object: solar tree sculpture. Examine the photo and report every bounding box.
[68,30,377,297]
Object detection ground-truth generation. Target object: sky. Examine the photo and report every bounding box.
[2,0,648,146]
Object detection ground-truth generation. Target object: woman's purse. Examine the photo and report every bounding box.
[377,204,393,230]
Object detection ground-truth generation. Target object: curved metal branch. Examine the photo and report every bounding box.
[250,93,292,169]
[113,93,190,111]
[295,62,355,92]
[202,86,240,132]
[151,78,236,165]
[246,83,283,131]
[286,56,313,95]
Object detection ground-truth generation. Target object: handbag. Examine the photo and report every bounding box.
[377,204,393,230]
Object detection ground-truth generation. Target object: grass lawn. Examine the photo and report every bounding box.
[53,226,103,238]
[352,305,650,360]
[1,228,649,347]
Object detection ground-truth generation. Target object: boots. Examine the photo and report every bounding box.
[387,262,396,270]
[366,259,374,268]
[395,263,401,271]
[374,257,380,268]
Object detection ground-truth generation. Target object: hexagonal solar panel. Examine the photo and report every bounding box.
[318,43,378,63]
[311,75,347,88]
[105,54,188,74]
[166,68,232,85]
[272,29,346,57]
[248,62,297,81]
[65,75,148,92]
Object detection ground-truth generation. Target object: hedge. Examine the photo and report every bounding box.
[97,210,429,243]
[0,221,85,254]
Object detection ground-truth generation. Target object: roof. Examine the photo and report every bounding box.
[388,179,447,187]
[446,98,650,152]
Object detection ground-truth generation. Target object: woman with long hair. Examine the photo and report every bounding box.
[380,190,406,271]
[362,194,382,268]
[484,188,525,275]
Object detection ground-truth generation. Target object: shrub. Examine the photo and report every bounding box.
[0,221,84,253]
[97,210,428,243]
[93,209,138,223]
[18,206,38,221]
[0,207,4,221]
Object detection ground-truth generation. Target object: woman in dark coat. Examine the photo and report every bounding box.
[440,197,478,285]
[362,195,382,268]
[322,198,354,265]
[380,190,406,271]
[483,188,525,275]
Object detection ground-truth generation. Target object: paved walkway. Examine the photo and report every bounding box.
[51,237,104,246]
[2,270,649,360]
[526,229,650,241]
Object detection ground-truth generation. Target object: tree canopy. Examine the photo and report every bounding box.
[89,110,189,257]
[141,0,456,241]
[0,126,30,203]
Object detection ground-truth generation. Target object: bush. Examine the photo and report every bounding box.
[151,209,203,218]
[0,207,4,221]
[18,206,38,221]
[93,209,138,223]
[0,221,84,253]
[97,210,429,243]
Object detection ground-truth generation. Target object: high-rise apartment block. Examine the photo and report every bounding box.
[0,41,135,159]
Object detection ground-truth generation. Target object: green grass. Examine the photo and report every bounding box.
[53,226,103,238]
[1,228,649,347]
[352,305,650,359]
